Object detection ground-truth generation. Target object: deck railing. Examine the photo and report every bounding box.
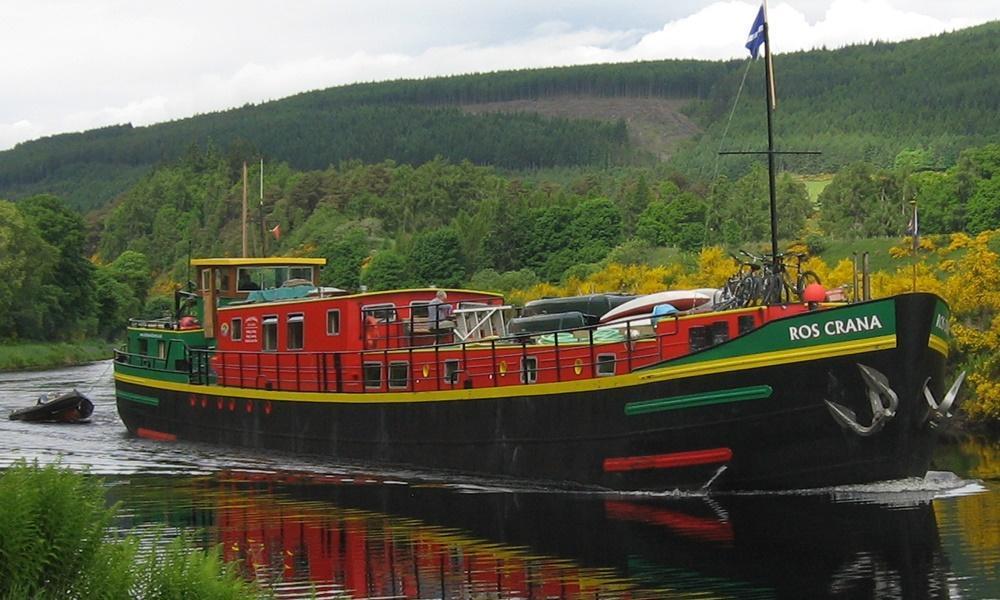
[117,310,711,394]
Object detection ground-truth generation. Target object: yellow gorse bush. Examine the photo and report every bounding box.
[506,232,1000,424]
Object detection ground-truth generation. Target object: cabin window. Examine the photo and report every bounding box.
[231,318,243,341]
[200,269,211,292]
[688,326,710,352]
[444,359,461,384]
[738,315,756,335]
[409,300,431,320]
[262,316,278,351]
[157,340,167,360]
[388,362,410,389]
[521,356,538,384]
[597,354,616,376]
[363,362,382,389]
[326,309,341,335]
[287,314,304,350]
[363,303,396,323]
[710,321,730,345]
[138,338,148,356]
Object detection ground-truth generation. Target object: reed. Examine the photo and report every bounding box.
[0,461,270,599]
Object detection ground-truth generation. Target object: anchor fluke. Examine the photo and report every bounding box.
[923,371,966,428]
[825,400,888,436]
[825,364,898,436]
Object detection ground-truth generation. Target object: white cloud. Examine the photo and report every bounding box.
[0,0,996,150]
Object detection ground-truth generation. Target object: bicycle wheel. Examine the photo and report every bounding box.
[758,273,781,304]
[734,275,758,307]
[795,271,822,298]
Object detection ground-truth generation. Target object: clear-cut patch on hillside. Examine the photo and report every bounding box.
[461,96,701,161]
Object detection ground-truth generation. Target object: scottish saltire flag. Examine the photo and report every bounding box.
[746,5,766,58]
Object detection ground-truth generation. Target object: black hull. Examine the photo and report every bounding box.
[10,389,94,423]
[116,293,950,491]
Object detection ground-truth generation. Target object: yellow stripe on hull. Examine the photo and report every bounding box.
[638,335,897,383]
[928,334,950,358]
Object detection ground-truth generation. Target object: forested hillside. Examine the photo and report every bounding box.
[2,22,1000,211]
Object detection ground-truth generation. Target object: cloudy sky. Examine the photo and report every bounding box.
[1,0,997,151]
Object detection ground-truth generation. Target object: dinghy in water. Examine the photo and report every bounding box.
[9,389,94,423]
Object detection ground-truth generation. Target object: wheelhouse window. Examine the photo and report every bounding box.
[262,316,278,351]
[237,266,315,291]
[237,267,262,291]
[521,356,538,384]
[231,318,243,341]
[444,359,461,385]
[287,313,304,350]
[363,303,397,323]
[288,266,314,282]
[200,268,232,293]
[388,362,410,389]
[326,309,341,335]
[363,362,382,389]
[597,354,616,376]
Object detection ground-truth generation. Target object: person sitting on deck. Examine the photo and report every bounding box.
[428,290,455,330]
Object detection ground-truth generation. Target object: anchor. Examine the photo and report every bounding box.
[825,364,898,437]
[922,371,966,428]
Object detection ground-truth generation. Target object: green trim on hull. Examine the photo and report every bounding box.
[624,385,773,416]
[117,390,160,406]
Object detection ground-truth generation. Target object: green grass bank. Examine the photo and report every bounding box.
[0,340,115,372]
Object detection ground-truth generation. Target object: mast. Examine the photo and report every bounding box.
[259,158,267,258]
[762,15,779,271]
[241,161,248,258]
[721,3,818,281]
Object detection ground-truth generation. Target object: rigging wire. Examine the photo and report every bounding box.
[84,358,115,395]
[711,58,755,184]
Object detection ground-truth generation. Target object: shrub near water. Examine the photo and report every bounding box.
[0,461,268,599]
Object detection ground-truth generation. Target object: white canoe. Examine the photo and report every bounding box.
[599,290,713,323]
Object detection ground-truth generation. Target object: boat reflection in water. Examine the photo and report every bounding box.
[111,472,952,599]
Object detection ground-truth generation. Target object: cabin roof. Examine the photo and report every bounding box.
[190,257,327,267]
[217,287,504,311]
[352,287,504,301]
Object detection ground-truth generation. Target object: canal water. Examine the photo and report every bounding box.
[0,360,997,599]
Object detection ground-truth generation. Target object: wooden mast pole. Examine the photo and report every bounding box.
[241,161,248,257]
[259,158,267,258]
[762,6,780,272]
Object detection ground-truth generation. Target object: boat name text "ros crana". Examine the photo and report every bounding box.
[788,315,884,341]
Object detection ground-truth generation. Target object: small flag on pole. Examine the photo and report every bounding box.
[907,202,919,252]
[746,5,766,59]
[270,224,281,241]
